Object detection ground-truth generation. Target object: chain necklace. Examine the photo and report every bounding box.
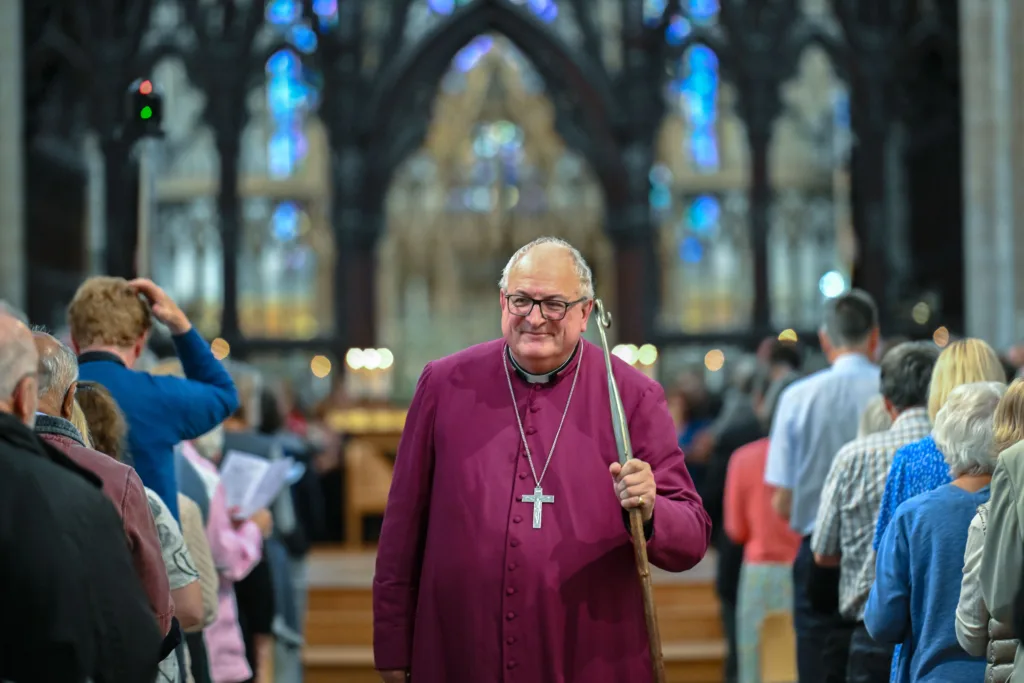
[503,342,584,528]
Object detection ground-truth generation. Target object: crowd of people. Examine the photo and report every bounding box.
[694,289,1024,683]
[9,235,1024,683]
[0,276,327,683]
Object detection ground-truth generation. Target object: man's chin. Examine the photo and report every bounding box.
[513,335,555,356]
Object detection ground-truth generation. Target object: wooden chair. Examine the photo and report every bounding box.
[760,610,798,683]
[344,438,396,549]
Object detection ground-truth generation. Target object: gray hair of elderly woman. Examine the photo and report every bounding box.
[933,381,1006,478]
[857,395,893,438]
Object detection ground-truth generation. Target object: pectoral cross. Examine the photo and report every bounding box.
[521,486,554,529]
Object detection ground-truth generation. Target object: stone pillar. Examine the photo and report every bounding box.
[962,0,1024,348]
[0,0,25,308]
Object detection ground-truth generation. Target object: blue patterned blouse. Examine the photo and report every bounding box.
[873,435,951,551]
[871,433,951,682]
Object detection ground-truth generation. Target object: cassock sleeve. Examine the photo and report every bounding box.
[631,383,712,572]
[373,362,438,671]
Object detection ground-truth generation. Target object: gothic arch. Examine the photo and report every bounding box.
[362,0,628,209]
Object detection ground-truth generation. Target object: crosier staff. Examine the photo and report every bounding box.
[594,299,666,683]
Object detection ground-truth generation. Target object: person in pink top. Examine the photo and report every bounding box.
[724,378,803,683]
[182,434,271,683]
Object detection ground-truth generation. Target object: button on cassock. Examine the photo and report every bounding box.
[525,426,537,435]
[513,515,522,523]
[518,472,528,479]
[510,539,519,548]
[506,587,516,595]
[506,611,515,620]
[507,660,517,669]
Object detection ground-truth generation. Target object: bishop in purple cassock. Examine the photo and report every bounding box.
[373,237,712,683]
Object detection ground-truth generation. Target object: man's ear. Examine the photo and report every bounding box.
[129,335,146,368]
[61,380,78,420]
[12,376,38,427]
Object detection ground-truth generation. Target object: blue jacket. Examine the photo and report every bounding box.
[79,328,239,520]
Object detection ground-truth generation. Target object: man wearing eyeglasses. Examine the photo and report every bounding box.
[0,312,162,682]
[373,237,711,683]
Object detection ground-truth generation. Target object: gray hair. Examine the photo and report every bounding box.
[0,313,38,399]
[933,381,1006,477]
[879,341,940,411]
[193,424,225,461]
[498,237,595,299]
[35,332,79,400]
[857,395,893,438]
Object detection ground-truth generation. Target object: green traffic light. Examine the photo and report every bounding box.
[140,106,153,120]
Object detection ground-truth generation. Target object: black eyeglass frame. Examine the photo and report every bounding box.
[503,293,590,321]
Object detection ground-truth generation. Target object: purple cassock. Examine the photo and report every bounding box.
[373,338,712,683]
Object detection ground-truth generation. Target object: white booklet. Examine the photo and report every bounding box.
[219,450,294,520]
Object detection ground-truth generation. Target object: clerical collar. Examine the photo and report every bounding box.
[507,343,580,384]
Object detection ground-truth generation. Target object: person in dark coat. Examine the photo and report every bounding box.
[0,312,162,683]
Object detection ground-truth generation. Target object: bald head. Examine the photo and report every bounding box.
[33,332,79,418]
[0,313,39,426]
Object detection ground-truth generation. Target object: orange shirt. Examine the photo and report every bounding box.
[724,437,802,564]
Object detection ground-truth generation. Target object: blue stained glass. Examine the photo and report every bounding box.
[680,237,704,263]
[687,46,719,73]
[266,50,302,78]
[428,0,456,14]
[688,195,719,233]
[267,78,307,116]
[272,202,301,241]
[528,0,558,22]
[289,24,318,53]
[691,133,720,168]
[313,0,338,17]
[649,185,671,210]
[688,0,719,21]
[666,16,691,45]
[269,132,297,177]
[266,0,301,25]
[453,35,494,71]
[677,41,719,171]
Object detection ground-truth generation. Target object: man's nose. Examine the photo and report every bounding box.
[526,306,546,326]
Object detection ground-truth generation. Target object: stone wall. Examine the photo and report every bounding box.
[962,0,1024,348]
[0,0,24,309]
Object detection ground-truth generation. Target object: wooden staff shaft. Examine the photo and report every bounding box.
[593,299,666,683]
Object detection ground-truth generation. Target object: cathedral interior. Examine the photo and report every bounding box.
[2,0,1016,680]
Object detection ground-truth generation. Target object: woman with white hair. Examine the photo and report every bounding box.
[864,381,1004,683]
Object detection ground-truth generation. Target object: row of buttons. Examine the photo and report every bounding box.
[506,397,543,677]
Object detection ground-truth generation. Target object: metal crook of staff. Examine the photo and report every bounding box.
[593,298,667,683]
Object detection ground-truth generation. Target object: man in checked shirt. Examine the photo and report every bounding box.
[812,341,940,683]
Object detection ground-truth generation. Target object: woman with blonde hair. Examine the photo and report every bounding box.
[955,379,1024,683]
[875,338,1005,545]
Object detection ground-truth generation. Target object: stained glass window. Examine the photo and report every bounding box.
[381,33,609,398]
[665,0,721,172]
[263,0,333,178]
[238,197,334,338]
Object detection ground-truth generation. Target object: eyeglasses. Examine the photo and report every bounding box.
[504,294,588,321]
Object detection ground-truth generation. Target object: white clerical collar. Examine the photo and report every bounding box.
[507,343,580,384]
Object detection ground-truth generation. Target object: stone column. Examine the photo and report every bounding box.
[961,0,1024,348]
[0,0,25,308]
